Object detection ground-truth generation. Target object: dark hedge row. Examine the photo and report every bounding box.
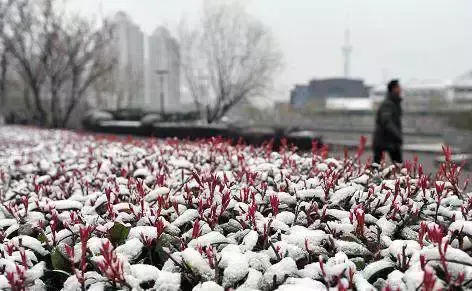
[84,122,323,152]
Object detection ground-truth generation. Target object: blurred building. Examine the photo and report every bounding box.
[290,85,311,108]
[403,81,449,110]
[450,71,472,106]
[108,12,145,110]
[370,81,449,110]
[369,78,472,111]
[290,78,371,110]
[147,26,181,113]
[369,85,386,108]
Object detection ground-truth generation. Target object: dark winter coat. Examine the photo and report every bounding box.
[373,93,403,150]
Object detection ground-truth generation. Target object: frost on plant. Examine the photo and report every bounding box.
[0,126,471,290]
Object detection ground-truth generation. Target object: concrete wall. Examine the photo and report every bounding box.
[260,109,452,135]
[235,107,472,148]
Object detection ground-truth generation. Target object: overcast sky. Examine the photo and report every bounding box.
[70,0,472,101]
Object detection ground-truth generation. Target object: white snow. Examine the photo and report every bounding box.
[376,217,397,237]
[362,260,395,282]
[172,209,200,227]
[133,168,150,178]
[0,219,17,228]
[47,200,83,210]
[145,187,170,202]
[275,211,296,225]
[154,271,181,291]
[353,273,376,291]
[220,245,249,288]
[188,231,229,248]
[239,268,263,290]
[295,188,325,200]
[284,226,327,249]
[181,248,214,281]
[262,258,298,288]
[126,264,160,288]
[419,247,472,266]
[25,261,45,282]
[245,251,272,273]
[193,281,224,291]
[240,230,259,252]
[115,238,143,260]
[10,235,48,256]
[87,237,110,255]
[275,277,325,290]
[449,220,472,235]
[336,240,372,257]
[128,226,159,240]
[387,240,421,258]
[331,185,357,205]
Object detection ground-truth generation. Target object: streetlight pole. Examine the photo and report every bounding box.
[155,69,168,116]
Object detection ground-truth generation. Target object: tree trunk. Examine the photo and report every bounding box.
[62,71,79,128]
[49,74,62,127]
[0,52,7,110]
[31,85,47,126]
[50,88,60,127]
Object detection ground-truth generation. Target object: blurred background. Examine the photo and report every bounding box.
[1,0,471,170]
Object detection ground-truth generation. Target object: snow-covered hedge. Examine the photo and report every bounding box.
[0,126,470,290]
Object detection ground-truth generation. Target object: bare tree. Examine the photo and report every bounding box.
[179,1,282,123]
[0,0,16,113]
[3,0,55,124]
[59,18,115,127]
[3,0,115,127]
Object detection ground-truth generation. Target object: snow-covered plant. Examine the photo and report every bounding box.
[1,126,472,290]
[97,241,127,288]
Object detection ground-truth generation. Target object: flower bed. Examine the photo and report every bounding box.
[0,126,470,290]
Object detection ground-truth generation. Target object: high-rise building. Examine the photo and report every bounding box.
[110,12,145,109]
[147,26,180,113]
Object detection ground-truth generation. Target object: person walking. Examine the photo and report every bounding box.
[373,79,403,164]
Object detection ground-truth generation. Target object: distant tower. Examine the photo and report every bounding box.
[342,29,352,78]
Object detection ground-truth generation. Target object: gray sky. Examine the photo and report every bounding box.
[70,0,472,101]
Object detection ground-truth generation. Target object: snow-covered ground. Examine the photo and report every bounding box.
[0,126,471,290]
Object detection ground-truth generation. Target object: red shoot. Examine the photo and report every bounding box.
[269,194,280,216]
[192,219,201,239]
[353,207,365,236]
[155,218,165,240]
[319,255,327,278]
[304,238,311,253]
[192,172,203,188]
[19,249,28,268]
[420,254,427,270]
[422,268,436,291]
[220,190,231,216]
[98,241,125,285]
[355,135,367,161]
[442,145,452,164]
[434,182,446,197]
[427,225,444,245]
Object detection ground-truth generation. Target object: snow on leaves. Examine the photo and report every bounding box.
[0,128,471,290]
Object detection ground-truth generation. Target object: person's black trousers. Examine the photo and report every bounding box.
[373,146,403,164]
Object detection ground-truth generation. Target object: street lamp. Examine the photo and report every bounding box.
[155,69,169,115]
